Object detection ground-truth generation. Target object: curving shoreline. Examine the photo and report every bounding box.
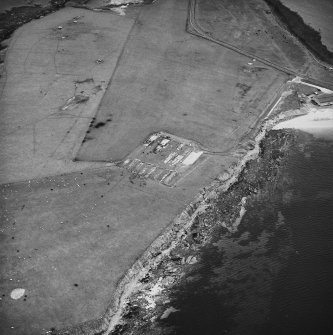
[55,94,330,334]
[0,0,71,44]
[90,108,303,335]
[90,76,332,333]
[1,0,332,333]
[263,0,333,66]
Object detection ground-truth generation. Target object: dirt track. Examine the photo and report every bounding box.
[1,0,330,334]
[76,0,286,163]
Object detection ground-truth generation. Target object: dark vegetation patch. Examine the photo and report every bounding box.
[111,323,129,335]
[94,122,106,129]
[263,0,333,65]
[74,78,94,84]
[93,84,103,94]
[251,66,268,73]
[73,94,89,104]
[82,136,92,143]
[0,1,69,44]
[236,83,251,97]
[80,114,114,143]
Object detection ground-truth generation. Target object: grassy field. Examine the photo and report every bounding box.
[0,167,192,334]
[195,0,333,87]
[76,0,287,162]
[196,0,308,71]
[0,0,305,333]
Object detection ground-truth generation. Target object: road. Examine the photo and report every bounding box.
[188,0,333,88]
[0,0,316,334]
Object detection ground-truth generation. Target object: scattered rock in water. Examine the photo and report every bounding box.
[185,255,198,264]
[160,306,179,319]
[10,288,25,300]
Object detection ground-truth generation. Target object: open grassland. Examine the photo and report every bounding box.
[0,167,191,334]
[196,0,308,72]
[0,1,288,333]
[76,0,287,162]
[4,0,327,334]
[195,0,333,86]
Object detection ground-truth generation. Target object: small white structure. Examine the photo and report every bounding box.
[182,151,203,166]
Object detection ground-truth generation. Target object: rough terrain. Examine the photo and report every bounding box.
[0,0,332,334]
[102,129,297,335]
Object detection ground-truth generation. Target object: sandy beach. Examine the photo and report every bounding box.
[274,107,333,140]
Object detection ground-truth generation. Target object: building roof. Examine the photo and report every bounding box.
[315,93,333,104]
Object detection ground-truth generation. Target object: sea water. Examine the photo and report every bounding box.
[281,0,333,52]
[161,130,333,335]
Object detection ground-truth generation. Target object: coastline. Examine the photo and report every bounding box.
[52,76,332,334]
[263,0,333,66]
[280,0,333,53]
[157,128,333,335]
[89,73,332,332]
[0,0,332,333]
[0,0,70,44]
[84,109,301,335]
[98,96,332,334]
[273,107,333,140]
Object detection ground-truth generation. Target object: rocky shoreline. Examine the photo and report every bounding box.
[0,0,72,76]
[57,103,300,335]
[93,128,296,335]
[0,1,325,333]
[53,80,309,334]
[263,0,333,66]
[0,0,71,44]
